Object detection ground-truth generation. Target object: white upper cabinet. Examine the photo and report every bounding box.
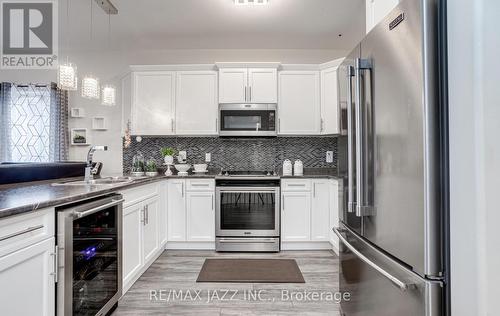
[248,68,278,103]
[218,68,248,103]
[320,67,340,134]
[366,0,400,33]
[219,67,278,103]
[132,71,176,135]
[278,71,321,135]
[175,71,218,135]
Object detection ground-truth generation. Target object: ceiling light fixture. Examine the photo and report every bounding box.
[101,85,116,106]
[81,75,100,99]
[58,63,78,91]
[58,0,78,90]
[234,0,269,5]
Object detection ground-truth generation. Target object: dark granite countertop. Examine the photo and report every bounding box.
[0,168,341,220]
[279,168,342,179]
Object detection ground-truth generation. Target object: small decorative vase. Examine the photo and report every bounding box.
[164,155,174,165]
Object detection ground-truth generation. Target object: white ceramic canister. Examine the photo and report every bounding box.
[294,160,303,176]
[283,159,293,176]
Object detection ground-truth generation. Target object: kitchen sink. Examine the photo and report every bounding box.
[52,177,137,186]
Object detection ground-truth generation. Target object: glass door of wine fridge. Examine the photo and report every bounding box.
[57,194,123,316]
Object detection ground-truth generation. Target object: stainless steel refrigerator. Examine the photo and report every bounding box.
[334,0,446,315]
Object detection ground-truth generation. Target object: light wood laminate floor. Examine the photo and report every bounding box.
[113,250,341,316]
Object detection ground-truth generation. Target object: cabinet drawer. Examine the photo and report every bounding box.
[120,183,160,207]
[186,179,215,191]
[281,179,312,191]
[0,208,54,258]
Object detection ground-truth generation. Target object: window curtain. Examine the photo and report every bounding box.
[0,82,69,162]
[0,83,12,162]
[50,83,69,161]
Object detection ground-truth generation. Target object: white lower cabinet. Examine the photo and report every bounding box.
[167,179,215,245]
[0,237,55,316]
[122,202,144,289]
[142,196,160,263]
[281,192,311,241]
[186,192,215,242]
[281,179,339,250]
[311,180,331,241]
[120,183,165,294]
[167,180,187,241]
[329,180,340,252]
[0,208,56,316]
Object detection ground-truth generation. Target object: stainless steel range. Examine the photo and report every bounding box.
[215,171,280,252]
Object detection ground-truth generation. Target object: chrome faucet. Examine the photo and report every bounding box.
[85,145,108,182]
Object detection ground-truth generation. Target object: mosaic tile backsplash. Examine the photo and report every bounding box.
[123,137,337,174]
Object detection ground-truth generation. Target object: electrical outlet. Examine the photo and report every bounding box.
[326,151,333,163]
[205,153,211,162]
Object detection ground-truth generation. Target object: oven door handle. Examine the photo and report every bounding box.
[218,238,277,243]
[73,199,124,219]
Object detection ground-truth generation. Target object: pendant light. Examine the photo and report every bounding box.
[81,75,100,99]
[101,84,116,106]
[58,62,78,91]
[101,14,116,106]
[81,0,101,99]
[58,0,78,90]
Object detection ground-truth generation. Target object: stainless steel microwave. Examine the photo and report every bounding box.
[219,104,277,137]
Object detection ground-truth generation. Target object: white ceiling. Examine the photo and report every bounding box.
[61,0,365,51]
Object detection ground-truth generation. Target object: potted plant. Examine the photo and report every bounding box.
[73,134,86,144]
[161,147,176,165]
[145,158,158,177]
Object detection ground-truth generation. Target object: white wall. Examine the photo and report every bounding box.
[1,48,347,175]
[448,0,500,315]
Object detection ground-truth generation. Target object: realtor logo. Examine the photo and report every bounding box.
[1,0,58,69]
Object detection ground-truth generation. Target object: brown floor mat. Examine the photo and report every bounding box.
[196,258,305,283]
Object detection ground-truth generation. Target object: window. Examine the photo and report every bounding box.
[9,85,51,162]
[0,83,68,163]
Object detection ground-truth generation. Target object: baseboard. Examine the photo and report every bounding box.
[281,241,333,250]
[330,240,339,255]
[166,241,215,250]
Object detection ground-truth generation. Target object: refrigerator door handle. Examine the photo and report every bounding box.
[333,227,416,291]
[354,58,375,217]
[347,65,356,213]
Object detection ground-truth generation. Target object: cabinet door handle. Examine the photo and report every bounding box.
[171,118,174,132]
[212,194,214,211]
[313,183,316,198]
[50,245,58,283]
[282,195,285,211]
[215,118,218,132]
[321,118,324,133]
[182,183,184,197]
[249,86,252,101]
[0,224,44,242]
[245,86,247,102]
[146,205,149,225]
[278,119,281,133]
